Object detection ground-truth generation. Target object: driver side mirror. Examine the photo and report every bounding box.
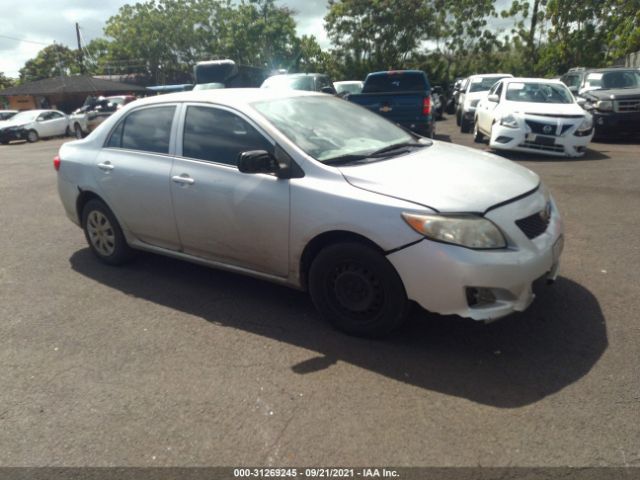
[237,150,279,175]
[321,86,337,95]
[576,97,587,107]
[487,94,499,103]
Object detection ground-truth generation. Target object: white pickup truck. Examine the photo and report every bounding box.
[69,95,136,138]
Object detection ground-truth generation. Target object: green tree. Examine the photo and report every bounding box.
[324,0,432,78]
[0,72,15,90]
[19,44,80,82]
[602,0,640,61]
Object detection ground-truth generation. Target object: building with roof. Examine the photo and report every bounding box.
[0,75,148,113]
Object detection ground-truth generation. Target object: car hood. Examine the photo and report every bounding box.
[0,119,31,129]
[339,141,539,213]
[583,88,640,100]
[465,91,489,102]
[507,101,586,117]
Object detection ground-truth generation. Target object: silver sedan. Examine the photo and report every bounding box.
[55,89,563,337]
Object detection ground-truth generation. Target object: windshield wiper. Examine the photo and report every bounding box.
[368,141,428,157]
[322,154,370,166]
[323,141,429,166]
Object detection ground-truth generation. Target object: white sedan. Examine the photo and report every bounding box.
[0,109,70,143]
[474,78,593,157]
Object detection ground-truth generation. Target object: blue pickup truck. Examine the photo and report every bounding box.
[347,70,435,138]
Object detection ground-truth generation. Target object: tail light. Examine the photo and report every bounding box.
[53,155,61,171]
[422,96,432,115]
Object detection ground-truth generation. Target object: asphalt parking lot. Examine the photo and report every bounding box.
[0,118,639,468]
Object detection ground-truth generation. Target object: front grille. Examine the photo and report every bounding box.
[525,119,558,135]
[516,208,551,239]
[518,141,565,153]
[615,99,640,112]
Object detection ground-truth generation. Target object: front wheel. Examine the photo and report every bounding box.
[81,199,133,265]
[26,129,39,143]
[74,123,84,139]
[309,242,409,337]
[460,116,471,133]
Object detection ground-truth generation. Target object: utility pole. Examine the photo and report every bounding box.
[76,22,85,74]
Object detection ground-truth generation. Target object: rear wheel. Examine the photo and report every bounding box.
[473,118,484,143]
[309,242,409,337]
[460,116,471,133]
[81,199,133,265]
[26,129,39,143]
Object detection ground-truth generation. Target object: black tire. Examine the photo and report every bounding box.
[74,123,83,139]
[308,242,409,337]
[456,109,461,126]
[81,199,133,265]
[473,118,484,143]
[460,117,471,133]
[26,129,39,143]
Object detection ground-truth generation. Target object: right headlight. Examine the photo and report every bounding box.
[402,213,507,249]
[595,100,613,111]
[500,113,519,128]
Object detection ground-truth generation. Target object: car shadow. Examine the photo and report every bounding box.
[434,133,452,143]
[69,249,607,408]
[491,147,609,162]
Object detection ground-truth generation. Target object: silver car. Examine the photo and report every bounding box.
[55,89,564,337]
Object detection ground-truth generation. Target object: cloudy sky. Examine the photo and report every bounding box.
[0,0,331,79]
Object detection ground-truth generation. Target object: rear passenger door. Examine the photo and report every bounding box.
[170,104,290,276]
[94,104,182,250]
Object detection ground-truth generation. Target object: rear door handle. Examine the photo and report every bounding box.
[97,162,114,171]
[172,175,195,185]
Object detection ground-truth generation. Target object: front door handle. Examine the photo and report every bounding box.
[172,175,195,185]
[97,161,114,171]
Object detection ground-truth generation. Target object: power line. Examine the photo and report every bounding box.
[0,34,51,46]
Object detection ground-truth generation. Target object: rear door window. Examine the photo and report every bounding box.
[107,106,176,154]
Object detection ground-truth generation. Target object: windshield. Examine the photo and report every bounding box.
[469,76,509,93]
[252,96,414,162]
[505,82,574,103]
[261,75,315,91]
[586,70,640,90]
[9,111,38,123]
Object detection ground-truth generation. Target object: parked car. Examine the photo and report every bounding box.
[447,76,467,115]
[0,110,18,121]
[55,89,563,337]
[457,73,513,133]
[474,78,593,157]
[561,67,640,139]
[69,95,136,138]
[348,70,435,137]
[431,85,446,120]
[334,80,364,98]
[261,73,337,94]
[0,109,69,144]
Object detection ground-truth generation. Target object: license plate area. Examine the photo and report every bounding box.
[526,133,556,145]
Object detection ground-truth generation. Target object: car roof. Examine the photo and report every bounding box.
[469,73,512,79]
[268,73,327,78]
[502,77,565,84]
[130,88,325,109]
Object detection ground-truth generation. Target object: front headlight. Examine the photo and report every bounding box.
[469,99,480,108]
[575,115,593,136]
[595,100,613,111]
[500,113,519,128]
[402,213,507,249]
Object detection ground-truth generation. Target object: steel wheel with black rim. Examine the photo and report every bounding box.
[309,242,409,337]
[81,199,133,265]
[26,129,39,143]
